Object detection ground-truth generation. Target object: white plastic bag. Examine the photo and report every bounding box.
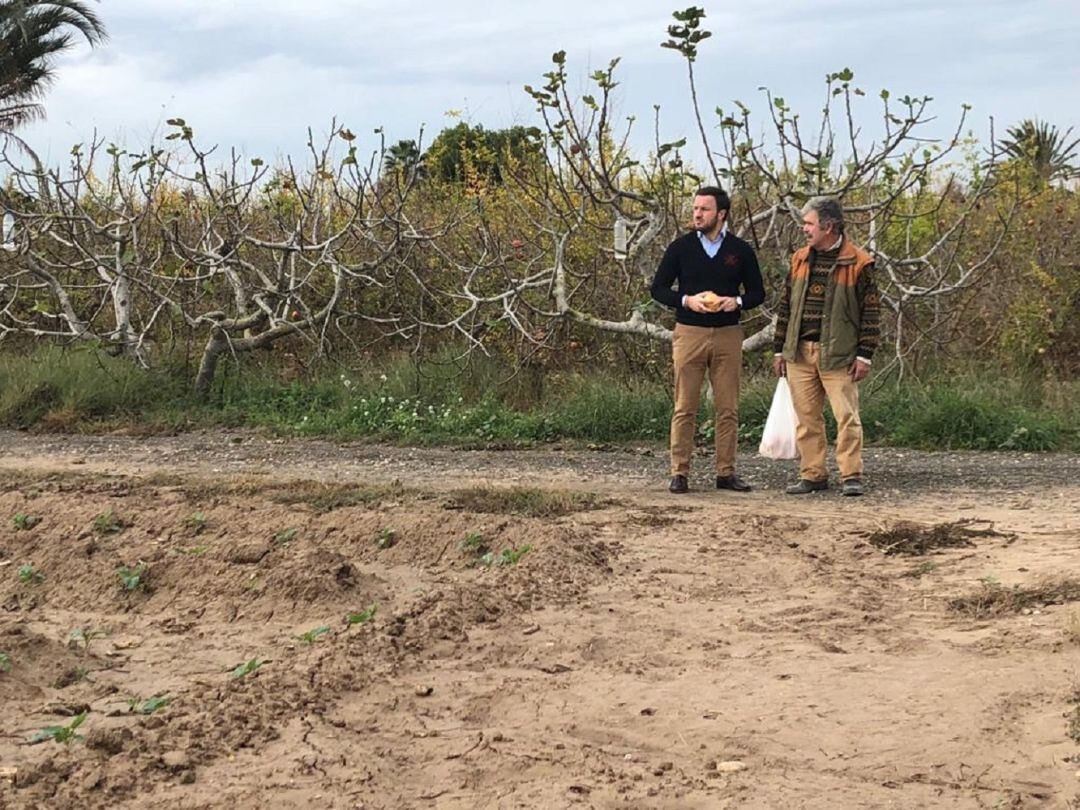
[758,378,798,459]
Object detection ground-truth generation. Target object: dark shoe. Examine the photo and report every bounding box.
[669,475,689,494]
[716,474,752,492]
[785,478,829,495]
[841,477,864,497]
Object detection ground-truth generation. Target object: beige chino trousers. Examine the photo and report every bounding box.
[670,324,743,477]
[786,340,863,482]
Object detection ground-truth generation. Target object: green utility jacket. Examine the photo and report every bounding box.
[780,240,877,371]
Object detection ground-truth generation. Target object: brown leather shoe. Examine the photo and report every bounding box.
[669,475,689,494]
[716,474,752,492]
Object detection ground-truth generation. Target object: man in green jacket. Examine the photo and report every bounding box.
[772,197,881,497]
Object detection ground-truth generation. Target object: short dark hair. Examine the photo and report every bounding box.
[695,186,731,214]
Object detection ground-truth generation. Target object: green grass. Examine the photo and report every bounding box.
[868,383,1067,451]
[0,346,1076,451]
[0,346,184,429]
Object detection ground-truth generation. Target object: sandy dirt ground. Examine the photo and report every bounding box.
[0,429,1078,809]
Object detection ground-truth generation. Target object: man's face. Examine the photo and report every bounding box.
[692,195,724,233]
[802,210,835,250]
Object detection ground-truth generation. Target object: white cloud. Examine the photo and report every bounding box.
[11,0,1079,168]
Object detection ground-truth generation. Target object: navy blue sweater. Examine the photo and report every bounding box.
[650,231,765,327]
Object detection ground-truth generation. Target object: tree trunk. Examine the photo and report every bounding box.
[195,332,228,399]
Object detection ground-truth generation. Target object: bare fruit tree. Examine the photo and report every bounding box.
[0,7,1021,385]
[0,121,455,395]
[448,6,1019,376]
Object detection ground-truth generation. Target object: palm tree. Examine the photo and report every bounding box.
[382,139,425,182]
[996,119,1080,183]
[1,0,107,132]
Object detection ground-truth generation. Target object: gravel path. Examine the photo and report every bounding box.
[1,428,1076,501]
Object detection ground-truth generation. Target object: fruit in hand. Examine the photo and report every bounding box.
[699,291,722,312]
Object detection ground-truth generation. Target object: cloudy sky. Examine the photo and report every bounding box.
[16,0,1080,169]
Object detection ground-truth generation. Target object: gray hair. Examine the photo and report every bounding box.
[802,196,845,235]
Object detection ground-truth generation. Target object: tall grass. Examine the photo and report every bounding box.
[0,346,184,428]
[0,346,1076,451]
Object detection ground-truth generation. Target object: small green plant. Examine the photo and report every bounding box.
[29,711,87,745]
[92,508,125,535]
[175,545,207,556]
[182,512,207,533]
[459,532,490,560]
[460,532,487,552]
[12,512,41,530]
[68,627,107,651]
[127,694,172,715]
[18,564,44,585]
[116,563,148,592]
[375,528,397,550]
[0,651,11,672]
[230,658,265,679]
[479,545,533,567]
[273,527,298,545]
[297,625,331,644]
[347,605,377,625]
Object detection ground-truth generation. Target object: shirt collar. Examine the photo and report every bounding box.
[697,225,727,245]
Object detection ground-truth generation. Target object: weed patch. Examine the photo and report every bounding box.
[265,481,401,512]
[445,486,608,518]
[864,519,1016,556]
[12,512,41,530]
[900,560,940,578]
[182,512,208,534]
[92,508,126,535]
[949,577,1080,618]
[480,545,533,568]
[459,532,491,563]
[272,527,298,546]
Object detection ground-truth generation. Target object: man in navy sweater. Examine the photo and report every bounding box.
[651,187,765,494]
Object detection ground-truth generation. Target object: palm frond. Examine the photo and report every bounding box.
[0,0,107,131]
[997,118,1080,182]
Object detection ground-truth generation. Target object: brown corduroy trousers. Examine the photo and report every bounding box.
[786,340,863,482]
[670,324,743,477]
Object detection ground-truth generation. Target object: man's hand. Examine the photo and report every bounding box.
[772,356,786,378]
[684,293,713,313]
[714,296,740,312]
[849,358,870,382]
